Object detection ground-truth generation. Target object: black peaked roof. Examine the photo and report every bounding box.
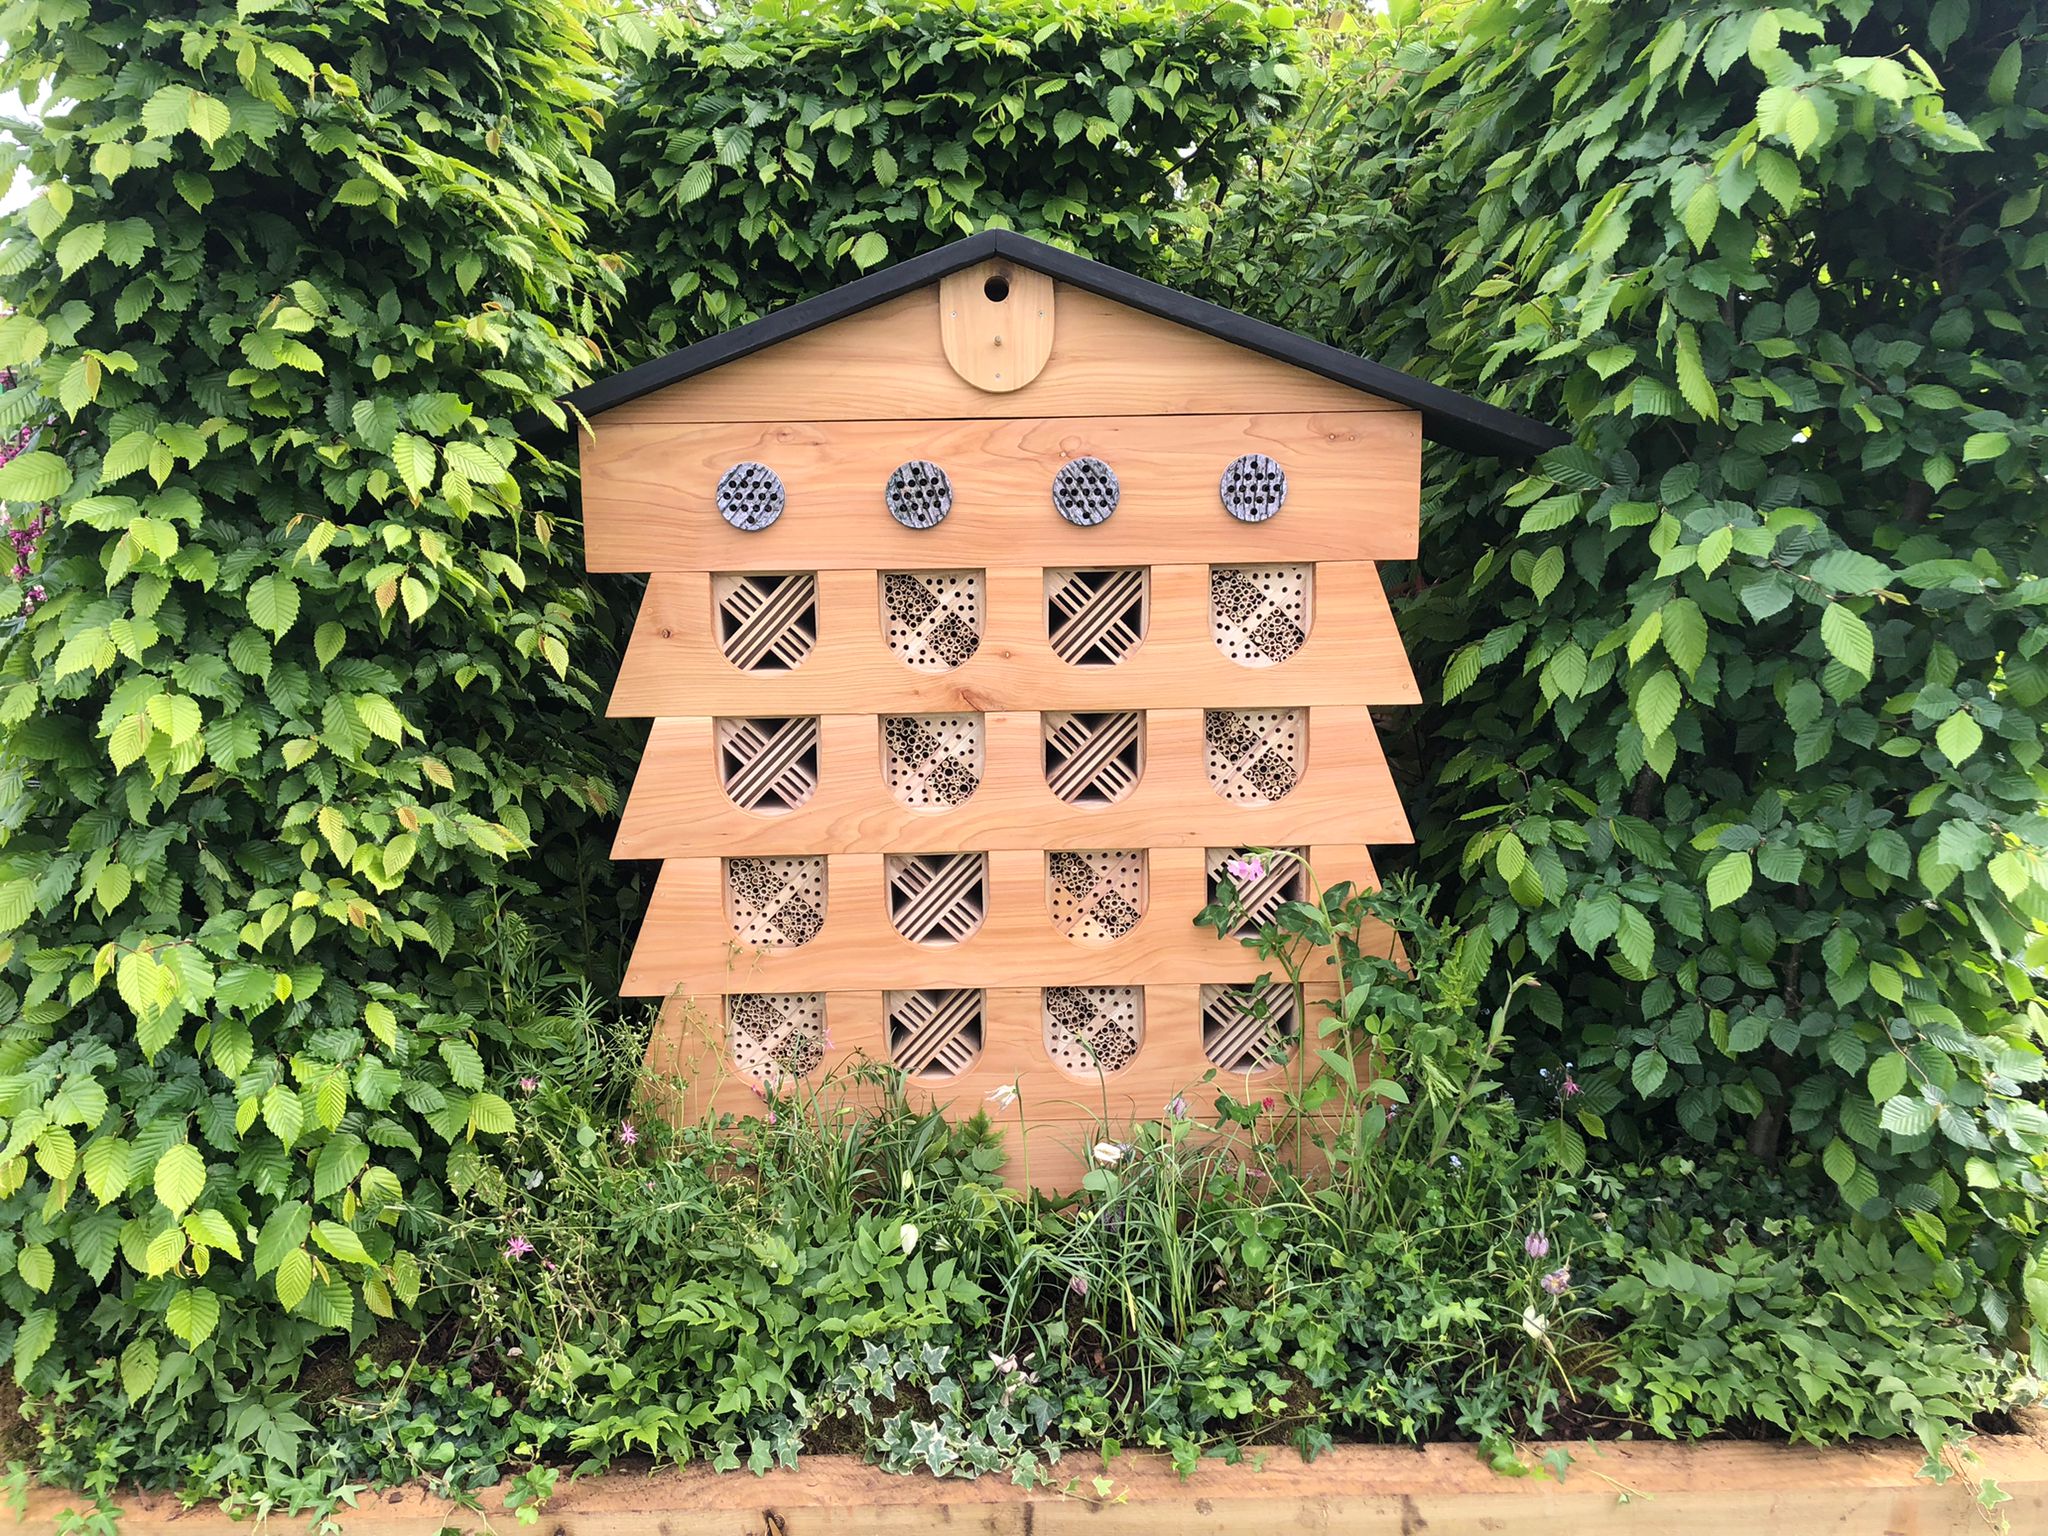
[567,231,1566,461]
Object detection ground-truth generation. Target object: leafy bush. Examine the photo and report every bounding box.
[0,0,636,1449]
[1196,0,2048,1330]
[604,0,1301,359]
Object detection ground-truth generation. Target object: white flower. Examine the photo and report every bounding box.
[988,1351,1018,1375]
[987,1083,1019,1109]
[900,1223,919,1256]
[1092,1141,1126,1167]
[1521,1305,1548,1341]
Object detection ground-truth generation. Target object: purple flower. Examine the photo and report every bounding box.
[1541,1266,1571,1296]
[1524,1231,1550,1260]
[505,1235,534,1260]
[1069,1275,1089,1298]
[618,1121,638,1147]
[1167,1094,1187,1119]
[1225,853,1265,885]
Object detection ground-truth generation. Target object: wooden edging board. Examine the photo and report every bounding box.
[13,1424,2048,1536]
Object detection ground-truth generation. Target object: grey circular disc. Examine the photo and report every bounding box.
[716,461,785,532]
[885,460,953,529]
[1052,456,1120,526]
[1220,453,1288,522]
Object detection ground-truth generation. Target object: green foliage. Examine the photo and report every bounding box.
[1197,0,2048,1333]
[0,0,634,1435]
[604,0,1301,358]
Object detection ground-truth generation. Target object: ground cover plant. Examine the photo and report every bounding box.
[0,0,2040,1520]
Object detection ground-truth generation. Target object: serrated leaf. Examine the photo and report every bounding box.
[1819,603,1874,678]
[120,1336,159,1400]
[1673,322,1717,421]
[1705,851,1752,909]
[246,573,300,638]
[1659,598,1706,675]
[850,231,887,270]
[153,1143,206,1215]
[55,221,105,276]
[275,1247,313,1309]
[312,1219,372,1265]
[165,1286,221,1347]
[1631,1050,1669,1097]
[1935,709,1983,767]
[1633,668,1682,741]
[0,450,72,502]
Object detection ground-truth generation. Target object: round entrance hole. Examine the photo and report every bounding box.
[983,273,1011,303]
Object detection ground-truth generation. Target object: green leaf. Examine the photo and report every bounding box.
[1634,669,1682,741]
[850,231,888,270]
[153,1143,206,1215]
[275,1247,313,1310]
[391,433,437,496]
[246,573,301,638]
[1631,1049,1669,1097]
[1961,431,2008,463]
[165,1287,222,1347]
[1819,604,1874,678]
[254,1200,311,1275]
[120,1337,159,1401]
[1705,851,1752,909]
[55,221,106,276]
[1867,1052,1909,1103]
[187,91,231,145]
[1659,598,1706,676]
[1935,708,1983,767]
[0,449,72,502]
[263,1083,305,1149]
[313,1219,373,1265]
[1673,323,1716,420]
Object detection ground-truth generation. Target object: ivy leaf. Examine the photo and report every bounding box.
[153,1143,207,1216]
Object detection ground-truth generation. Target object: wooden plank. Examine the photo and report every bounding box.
[608,563,1420,716]
[612,707,1411,859]
[938,259,1055,391]
[582,411,1419,572]
[621,846,1387,995]
[588,282,1404,425]
[649,982,1345,1165]
[19,1424,2048,1536]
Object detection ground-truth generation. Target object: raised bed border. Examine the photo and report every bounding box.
[11,1425,2048,1536]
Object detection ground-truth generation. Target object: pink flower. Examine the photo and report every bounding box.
[1260,1096,1275,1113]
[1524,1231,1550,1259]
[1225,853,1265,884]
[1541,1266,1571,1296]
[505,1235,534,1260]
[618,1121,638,1147]
[518,1076,538,1093]
[1069,1275,1088,1297]
[1562,1075,1581,1097]
[1167,1094,1187,1119]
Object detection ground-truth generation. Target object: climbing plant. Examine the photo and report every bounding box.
[604,0,1300,360]
[0,0,628,1429]
[1199,0,2048,1332]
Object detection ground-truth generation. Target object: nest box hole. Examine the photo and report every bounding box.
[983,273,1011,303]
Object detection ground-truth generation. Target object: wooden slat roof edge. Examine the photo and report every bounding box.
[564,231,1568,461]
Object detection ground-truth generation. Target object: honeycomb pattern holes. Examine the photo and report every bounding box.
[716,461,786,532]
[724,856,828,948]
[1051,456,1120,526]
[1200,982,1296,1074]
[1047,851,1148,943]
[716,716,820,815]
[1046,567,1148,666]
[1219,453,1288,523]
[1043,711,1144,807]
[1204,709,1305,806]
[715,571,817,672]
[883,714,985,811]
[728,992,826,1083]
[886,853,988,946]
[887,988,985,1080]
[1043,987,1144,1078]
[882,570,982,672]
[1210,564,1312,668]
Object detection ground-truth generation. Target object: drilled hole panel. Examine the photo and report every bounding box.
[1046,851,1148,943]
[881,570,983,672]
[1042,711,1144,807]
[1219,453,1289,523]
[724,856,828,948]
[728,992,826,1083]
[716,716,820,815]
[716,461,786,532]
[885,460,954,529]
[1045,567,1148,666]
[1206,848,1309,939]
[714,572,818,673]
[1210,564,1312,668]
[1042,986,1144,1077]
[886,852,988,946]
[1200,982,1296,1074]
[887,988,985,1080]
[1204,709,1305,806]
[883,714,985,810]
[1051,456,1120,526]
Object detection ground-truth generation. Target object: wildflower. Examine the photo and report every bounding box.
[1260,1096,1276,1114]
[518,1076,538,1094]
[1541,1266,1571,1296]
[1092,1141,1127,1167]
[1524,1231,1550,1260]
[987,1083,1019,1109]
[524,1169,543,1190]
[1563,1075,1581,1097]
[1225,853,1265,885]
[1167,1094,1187,1119]
[989,1351,1019,1376]
[1069,1275,1089,1298]
[900,1223,919,1256]
[618,1121,638,1147]
[505,1235,535,1260]
[1448,1153,1462,1169]
[1521,1305,1547,1341]
[541,1259,557,1274]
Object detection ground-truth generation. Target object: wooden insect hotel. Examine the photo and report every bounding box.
[570,232,1558,1186]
